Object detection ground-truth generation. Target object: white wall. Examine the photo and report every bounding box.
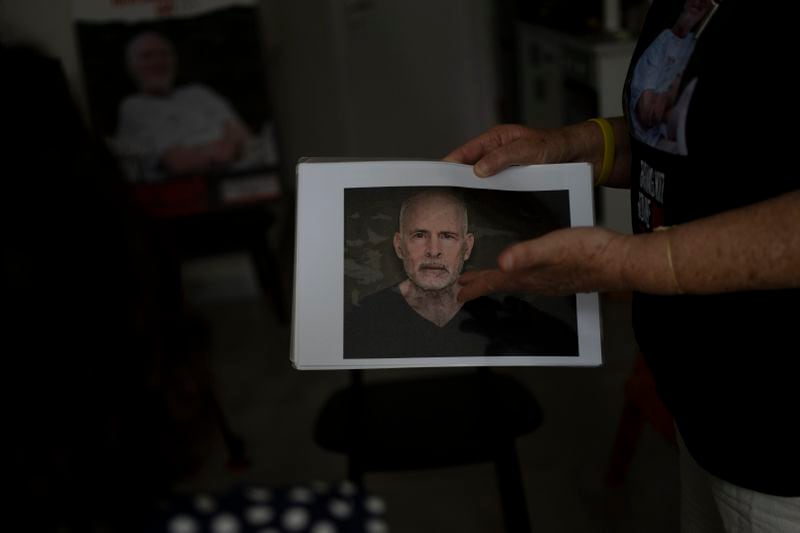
[261,0,499,182]
[259,0,353,165]
[328,0,498,158]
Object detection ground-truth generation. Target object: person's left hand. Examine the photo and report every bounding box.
[207,136,240,165]
[458,226,629,300]
[207,121,249,166]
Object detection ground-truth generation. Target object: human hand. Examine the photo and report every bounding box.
[208,121,251,165]
[161,145,209,176]
[458,227,628,300]
[161,141,237,176]
[443,124,574,177]
[207,136,240,165]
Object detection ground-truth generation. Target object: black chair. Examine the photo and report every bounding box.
[314,367,543,532]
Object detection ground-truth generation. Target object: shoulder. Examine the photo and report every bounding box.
[177,84,222,101]
[638,29,673,59]
[631,0,683,61]
[179,83,212,94]
[117,95,156,132]
[351,285,404,312]
[343,285,408,357]
[119,94,150,114]
[344,286,408,332]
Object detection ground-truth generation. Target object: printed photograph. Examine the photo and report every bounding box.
[628,0,716,154]
[74,1,279,183]
[342,186,579,358]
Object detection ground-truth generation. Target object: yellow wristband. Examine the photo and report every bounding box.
[588,118,615,187]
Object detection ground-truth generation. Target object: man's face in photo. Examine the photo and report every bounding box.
[128,32,176,95]
[394,193,474,292]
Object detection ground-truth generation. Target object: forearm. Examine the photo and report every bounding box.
[614,190,800,294]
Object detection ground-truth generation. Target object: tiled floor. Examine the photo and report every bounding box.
[174,245,679,533]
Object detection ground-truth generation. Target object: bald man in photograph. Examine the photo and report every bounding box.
[343,189,578,358]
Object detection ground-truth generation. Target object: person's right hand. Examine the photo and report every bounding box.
[443,124,575,178]
[457,226,629,300]
[207,136,240,166]
[161,145,207,176]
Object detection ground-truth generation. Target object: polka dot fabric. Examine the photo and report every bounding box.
[156,481,389,533]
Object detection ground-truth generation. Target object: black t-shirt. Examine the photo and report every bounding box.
[343,285,578,359]
[624,0,799,495]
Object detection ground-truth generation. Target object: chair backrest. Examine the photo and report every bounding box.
[313,367,541,532]
[314,367,543,473]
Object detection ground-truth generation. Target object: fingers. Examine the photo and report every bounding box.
[498,239,541,272]
[443,131,503,167]
[444,139,521,178]
[449,134,551,179]
[443,142,478,165]
[444,125,527,176]
[473,137,539,177]
[457,269,516,302]
[498,231,565,272]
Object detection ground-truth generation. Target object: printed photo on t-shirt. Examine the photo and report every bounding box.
[628,0,718,154]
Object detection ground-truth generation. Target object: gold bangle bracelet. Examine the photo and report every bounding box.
[655,225,684,294]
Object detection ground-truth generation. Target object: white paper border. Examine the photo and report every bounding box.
[292,160,601,369]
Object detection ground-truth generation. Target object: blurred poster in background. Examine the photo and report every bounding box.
[73,0,281,209]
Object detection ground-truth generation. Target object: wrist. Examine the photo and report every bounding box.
[587,118,615,186]
[617,230,685,295]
